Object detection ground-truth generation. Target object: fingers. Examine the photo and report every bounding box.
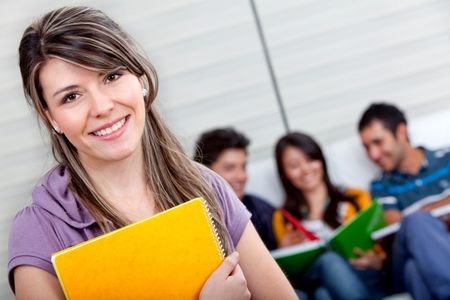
[348,258,359,267]
[349,257,366,269]
[281,230,305,247]
[353,247,365,257]
[350,248,368,269]
[351,250,384,270]
[200,252,251,300]
[228,264,251,299]
[285,223,295,232]
[211,252,239,281]
[296,231,305,243]
[285,224,306,243]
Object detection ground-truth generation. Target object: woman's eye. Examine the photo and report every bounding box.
[287,164,298,170]
[62,92,79,104]
[105,72,122,83]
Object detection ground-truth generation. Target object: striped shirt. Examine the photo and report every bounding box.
[371,147,450,215]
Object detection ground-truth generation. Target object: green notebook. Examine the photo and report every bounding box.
[271,201,386,277]
[329,200,386,259]
[271,241,326,276]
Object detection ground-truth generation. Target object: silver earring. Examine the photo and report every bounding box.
[53,126,62,134]
[142,88,148,97]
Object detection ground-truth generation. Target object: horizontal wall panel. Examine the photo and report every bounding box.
[257,0,450,144]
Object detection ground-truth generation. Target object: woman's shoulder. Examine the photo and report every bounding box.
[7,166,103,290]
[9,165,86,262]
[198,164,239,205]
[199,162,249,206]
[11,203,50,229]
[29,165,96,229]
[197,164,251,247]
[337,187,372,223]
[343,187,371,208]
[198,164,228,190]
[8,165,98,285]
[10,165,71,246]
[343,187,369,196]
[9,204,61,252]
[8,203,62,289]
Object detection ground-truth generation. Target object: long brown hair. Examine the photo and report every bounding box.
[19,6,231,253]
[275,132,359,228]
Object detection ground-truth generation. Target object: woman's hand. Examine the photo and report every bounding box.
[280,223,305,247]
[348,248,384,270]
[200,252,251,300]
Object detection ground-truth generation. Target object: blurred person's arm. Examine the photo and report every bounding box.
[384,209,403,224]
[384,196,450,224]
[422,195,450,212]
[385,196,450,225]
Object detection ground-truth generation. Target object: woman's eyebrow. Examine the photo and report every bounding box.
[53,85,79,97]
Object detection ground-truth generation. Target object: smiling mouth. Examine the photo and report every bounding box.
[302,176,315,183]
[377,157,389,166]
[91,117,127,137]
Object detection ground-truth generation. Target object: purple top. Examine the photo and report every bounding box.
[8,165,250,292]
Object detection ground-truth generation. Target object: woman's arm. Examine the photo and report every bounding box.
[14,266,65,300]
[236,222,298,299]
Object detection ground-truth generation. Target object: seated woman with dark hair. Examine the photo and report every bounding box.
[273,131,387,300]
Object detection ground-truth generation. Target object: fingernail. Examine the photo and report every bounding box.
[229,251,239,260]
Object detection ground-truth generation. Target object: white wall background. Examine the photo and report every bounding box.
[1,0,450,298]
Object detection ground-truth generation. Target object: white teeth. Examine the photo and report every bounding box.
[93,118,126,136]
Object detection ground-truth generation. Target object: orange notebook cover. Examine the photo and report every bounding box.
[51,197,225,300]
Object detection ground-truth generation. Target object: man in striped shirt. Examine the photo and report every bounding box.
[358,102,450,300]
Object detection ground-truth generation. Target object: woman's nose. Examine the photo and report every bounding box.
[299,163,310,174]
[90,89,114,118]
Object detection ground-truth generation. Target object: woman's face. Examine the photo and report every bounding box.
[40,58,146,166]
[281,146,324,193]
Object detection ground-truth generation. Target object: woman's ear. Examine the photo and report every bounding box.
[45,110,62,134]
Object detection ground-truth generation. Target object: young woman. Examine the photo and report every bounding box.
[274,132,386,300]
[8,7,297,299]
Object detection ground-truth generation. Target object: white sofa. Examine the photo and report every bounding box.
[246,108,450,207]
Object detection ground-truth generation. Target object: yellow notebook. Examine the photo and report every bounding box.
[51,197,225,300]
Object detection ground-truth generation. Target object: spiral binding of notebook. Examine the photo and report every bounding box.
[200,197,226,259]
